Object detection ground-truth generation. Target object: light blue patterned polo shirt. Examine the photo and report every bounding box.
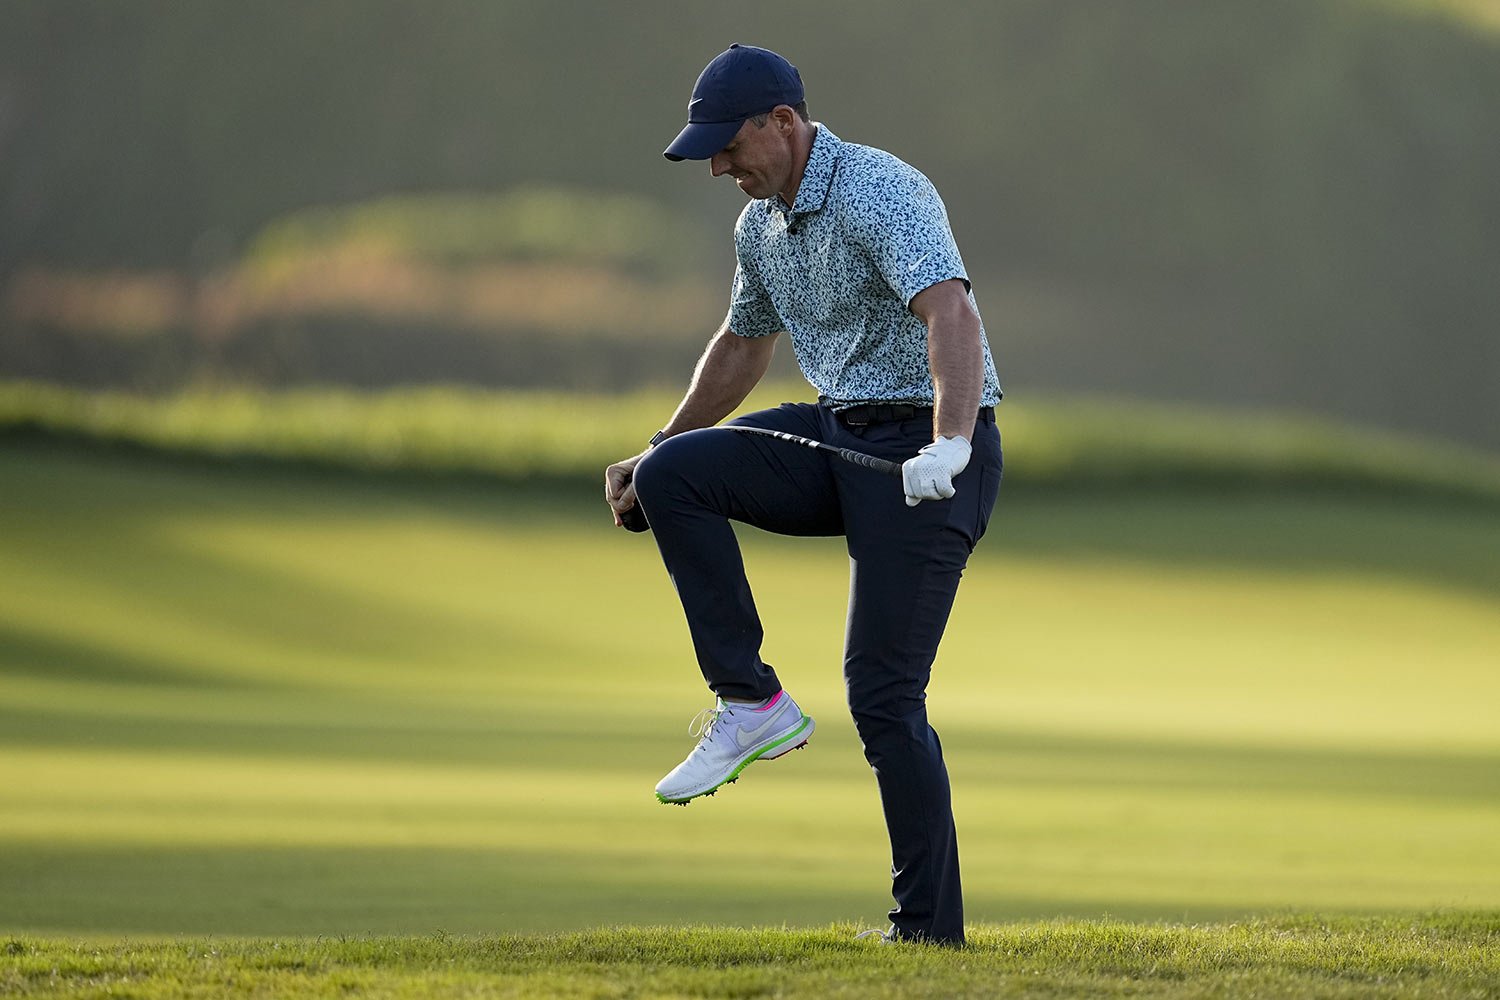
[728,124,1002,408]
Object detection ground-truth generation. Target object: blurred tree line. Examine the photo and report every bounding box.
[1,0,1497,449]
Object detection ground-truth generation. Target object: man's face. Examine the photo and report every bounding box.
[709,113,792,201]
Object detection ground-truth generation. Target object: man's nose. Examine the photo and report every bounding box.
[710,152,730,177]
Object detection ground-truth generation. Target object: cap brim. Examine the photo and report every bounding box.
[663,119,745,161]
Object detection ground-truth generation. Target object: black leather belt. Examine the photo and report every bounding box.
[830,401,994,427]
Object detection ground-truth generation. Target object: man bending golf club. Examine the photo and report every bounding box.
[604,44,1003,947]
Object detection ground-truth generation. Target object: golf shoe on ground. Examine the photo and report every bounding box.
[654,690,814,804]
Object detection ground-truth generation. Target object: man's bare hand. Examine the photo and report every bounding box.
[604,452,648,527]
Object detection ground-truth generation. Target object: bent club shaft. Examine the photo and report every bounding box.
[726,425,904,478]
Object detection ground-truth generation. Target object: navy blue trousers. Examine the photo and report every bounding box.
[632,402,1001,945]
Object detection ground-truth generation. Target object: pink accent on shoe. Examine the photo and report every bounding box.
[753,691,785,712]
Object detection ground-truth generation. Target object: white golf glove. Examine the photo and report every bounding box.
[902,435,971,506]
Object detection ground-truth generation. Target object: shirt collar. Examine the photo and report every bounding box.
[776,124,840,219]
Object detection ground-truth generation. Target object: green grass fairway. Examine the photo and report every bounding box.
[1,443,1498,939]
[4,915,1497,999]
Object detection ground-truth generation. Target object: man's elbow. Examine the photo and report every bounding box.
[912,279,979,331]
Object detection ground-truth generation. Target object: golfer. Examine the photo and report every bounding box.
[605,43,1002,946]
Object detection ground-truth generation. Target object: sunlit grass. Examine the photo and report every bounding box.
[4,915,1496,999]
[1375,0,1500,31]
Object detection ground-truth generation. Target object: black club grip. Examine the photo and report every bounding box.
[836,448,904,478]
[619,503,651,532]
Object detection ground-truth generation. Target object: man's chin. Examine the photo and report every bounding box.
[735,178,769,199]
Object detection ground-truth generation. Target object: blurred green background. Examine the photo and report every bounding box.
[1,0,1498,937]
[4,0,1500,446]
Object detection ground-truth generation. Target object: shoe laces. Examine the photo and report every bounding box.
[855,927,896,944]
[687,702,724,745]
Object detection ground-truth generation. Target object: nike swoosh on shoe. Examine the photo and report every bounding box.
[733,705,793,749]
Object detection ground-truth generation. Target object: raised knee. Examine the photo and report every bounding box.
[631,433,700,505]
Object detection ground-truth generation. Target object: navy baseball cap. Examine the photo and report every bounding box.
[663,44,804,161]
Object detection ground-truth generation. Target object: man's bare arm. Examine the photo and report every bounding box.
[604,327,780,524]
[661,326,780,437]
[910,279,984,444]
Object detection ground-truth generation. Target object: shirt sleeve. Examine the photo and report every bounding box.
[726,206,784,338]
[845,161,969,307]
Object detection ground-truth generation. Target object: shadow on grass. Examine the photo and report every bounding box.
[0,622,279,692]
[0,841,1388,938]
[985,490,1500,599]
[6,438,1500,598]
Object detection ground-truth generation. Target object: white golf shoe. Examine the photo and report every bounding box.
[655,690,814,804]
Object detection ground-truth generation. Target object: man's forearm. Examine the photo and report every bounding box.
[659,327,779,438]
[603,325,775,524]
[928,307,984,444]
[910,279,984,443]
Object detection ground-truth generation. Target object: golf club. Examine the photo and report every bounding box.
[619,425,904,532]
[724,425,904,477]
